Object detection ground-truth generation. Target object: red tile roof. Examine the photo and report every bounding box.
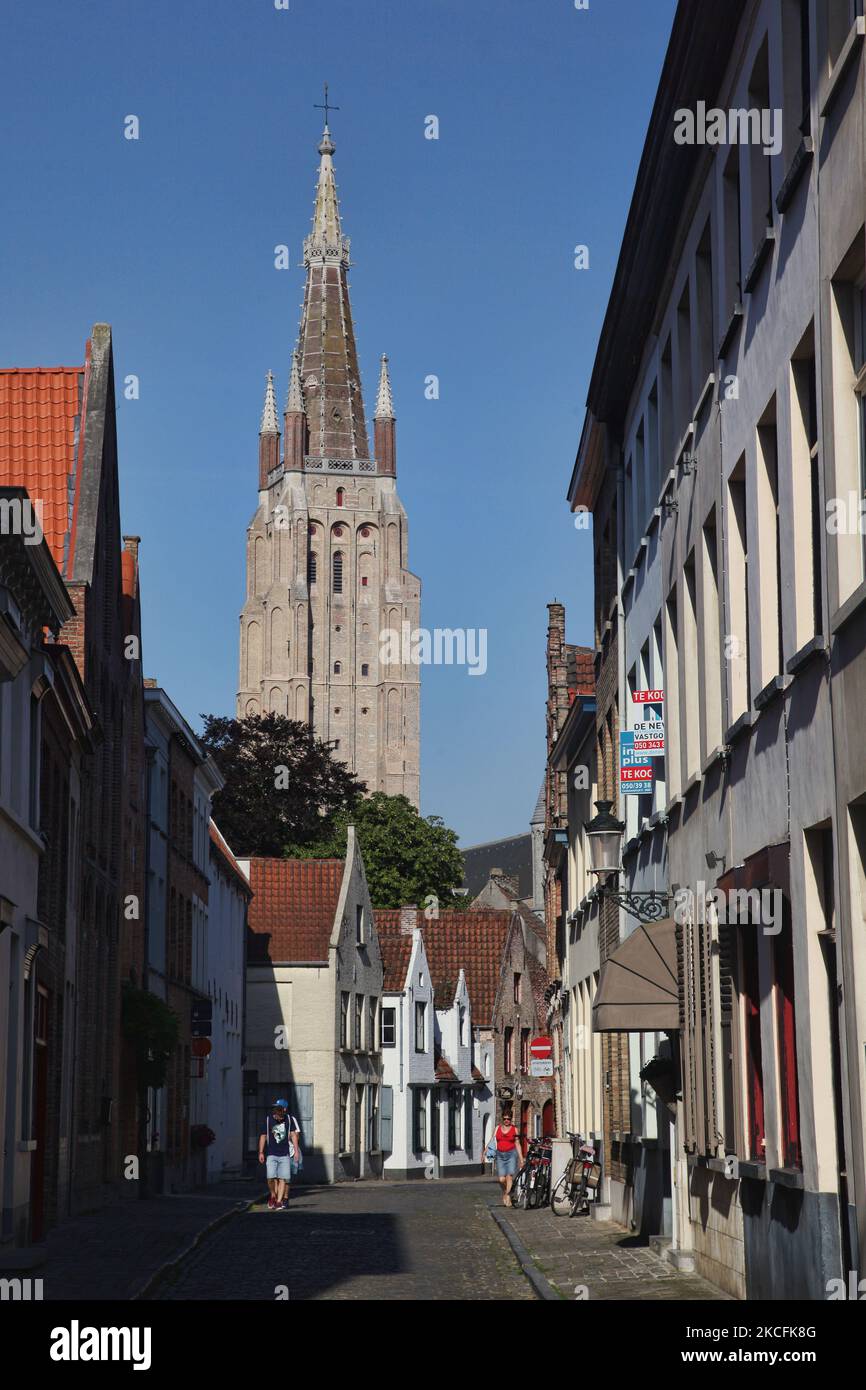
[0,366,83,574]
[376,911,415,990]
[375,911,511,1034]
[247,857,345,963]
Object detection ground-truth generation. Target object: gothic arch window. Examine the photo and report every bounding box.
[387,687,400,745]
[336,488,345,507]
[361,663,369,677]
[333,551,343,594]
[333,661,342,674]
[254,535,267,594]
[246,620,262,688]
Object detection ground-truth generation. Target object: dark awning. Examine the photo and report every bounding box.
[592,917,679,1032]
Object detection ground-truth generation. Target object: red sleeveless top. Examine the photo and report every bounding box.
[495,1124,517,1152]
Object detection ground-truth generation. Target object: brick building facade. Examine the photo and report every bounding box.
[0,327,147,1227]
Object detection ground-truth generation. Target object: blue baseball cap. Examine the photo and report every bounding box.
[273,1099,289,1110]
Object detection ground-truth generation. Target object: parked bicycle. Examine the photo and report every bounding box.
[551,1133,600,1217]
[514,1137,553,1210]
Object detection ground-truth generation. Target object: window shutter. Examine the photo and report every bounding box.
[381,1086,393,1152]
[701,910,725,1156]
[717,918,737,1151]
[293,1083,314,1148]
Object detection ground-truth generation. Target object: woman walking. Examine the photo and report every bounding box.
[487,1107,523,1206]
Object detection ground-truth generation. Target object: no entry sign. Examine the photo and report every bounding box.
[530,1035,552,1060]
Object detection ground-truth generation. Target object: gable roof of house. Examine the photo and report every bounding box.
[375,911,416,990]
[472,871,546,945]
[0,326,118,587]
[0,366,82,573]
[378,911,514,1034]
[246,857,345,963]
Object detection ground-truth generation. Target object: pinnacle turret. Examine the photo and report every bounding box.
[260,370,280,434]
[285,351,305,414]
[374,354,395,420]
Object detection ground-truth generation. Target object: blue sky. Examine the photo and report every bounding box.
[1,0,676,846]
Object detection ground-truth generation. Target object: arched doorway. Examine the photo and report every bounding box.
[542,1099,555,1137]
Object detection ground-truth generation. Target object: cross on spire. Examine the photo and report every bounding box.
[314,82,339,128]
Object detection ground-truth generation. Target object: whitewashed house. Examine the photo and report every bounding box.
[377,910,500,1177]
[377,920,436,1178]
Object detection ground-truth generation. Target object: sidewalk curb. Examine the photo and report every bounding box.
[132,1199,253,1301]
[488,1206,563,1301]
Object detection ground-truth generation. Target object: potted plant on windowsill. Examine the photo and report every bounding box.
[639,1055,679,1107]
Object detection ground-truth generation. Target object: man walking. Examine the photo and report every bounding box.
[258,1100,301,1210]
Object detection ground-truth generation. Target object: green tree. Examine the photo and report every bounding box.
[199,712,364,856]
[289,792,465,910]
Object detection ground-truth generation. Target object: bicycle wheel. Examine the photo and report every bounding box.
[527,1166,542,1209]
[538,1165,552,1208]
[569,1174,589,1217]
[551,1172,572,1215]
[513,1166,529,1209]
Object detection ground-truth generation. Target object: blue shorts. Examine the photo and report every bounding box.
[266,1156,291,1181]
[495,1149,519,1178]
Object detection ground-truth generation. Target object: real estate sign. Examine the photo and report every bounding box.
[620,731,654,795]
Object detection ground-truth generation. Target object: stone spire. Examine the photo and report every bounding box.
[374,354,396,478]
[304,127,347,267]
[258,371,280,487]
[260,370,279,433]
[374,354,395,419]
[296,123,370,463]
[285,350,305,414]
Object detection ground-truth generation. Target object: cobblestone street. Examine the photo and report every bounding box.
[125,1178,731,1302]
[497,1204,730,1302]
[147,1178,533,1302]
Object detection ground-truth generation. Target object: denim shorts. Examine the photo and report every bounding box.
[266,1156,291,1181]
[495,1149,519,1178]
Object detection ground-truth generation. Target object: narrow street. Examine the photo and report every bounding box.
[146,1179,533,1302]
[139,1179,727,1302]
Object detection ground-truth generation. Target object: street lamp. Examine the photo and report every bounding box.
[584,799,670,923]
[584,800,625,877]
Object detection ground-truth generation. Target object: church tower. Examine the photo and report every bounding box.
[237,119,421,808]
